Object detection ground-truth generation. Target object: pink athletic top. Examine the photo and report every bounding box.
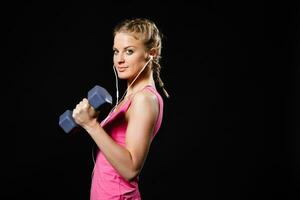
[90,85,164,200]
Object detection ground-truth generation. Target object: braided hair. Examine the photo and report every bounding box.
[113,18,170,98]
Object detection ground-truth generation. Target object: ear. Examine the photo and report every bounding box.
[148,48,158,59]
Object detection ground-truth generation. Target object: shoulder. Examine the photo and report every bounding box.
[133,88,158,105]
[129,89,159,115]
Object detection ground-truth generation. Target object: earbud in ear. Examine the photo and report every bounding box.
[149,55,153,60]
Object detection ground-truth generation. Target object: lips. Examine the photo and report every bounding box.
[117,66,127,72]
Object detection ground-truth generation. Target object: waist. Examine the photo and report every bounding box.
[95,152,139,183]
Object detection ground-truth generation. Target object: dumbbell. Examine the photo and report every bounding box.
[59,85,112,134]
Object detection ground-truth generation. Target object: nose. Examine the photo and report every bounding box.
[116,53,125,65]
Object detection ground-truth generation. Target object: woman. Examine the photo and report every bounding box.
[72,18,169,200]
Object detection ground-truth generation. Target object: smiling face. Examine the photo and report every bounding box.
[111,18,169,98]
[113,32,150,81]
[113,32,148,81]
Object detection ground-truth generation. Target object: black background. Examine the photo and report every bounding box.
[9,1,299,200]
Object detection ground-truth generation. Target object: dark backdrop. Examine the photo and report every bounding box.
[10,1,299,200]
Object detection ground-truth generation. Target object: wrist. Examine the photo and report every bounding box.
[83,119,100,133]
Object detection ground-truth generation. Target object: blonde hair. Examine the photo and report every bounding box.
[113,18,170,98]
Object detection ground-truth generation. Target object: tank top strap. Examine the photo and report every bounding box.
[122,85,158,112]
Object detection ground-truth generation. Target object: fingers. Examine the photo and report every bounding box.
[72,98,90,118]
[72,98,100,128]
[77,98,89,109]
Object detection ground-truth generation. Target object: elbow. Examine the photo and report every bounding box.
[123,169,140,182]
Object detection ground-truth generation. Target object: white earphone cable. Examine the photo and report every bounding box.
[112,64,119,106]
[113,56,153,110]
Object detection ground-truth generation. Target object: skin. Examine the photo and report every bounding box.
[72,32,159,181]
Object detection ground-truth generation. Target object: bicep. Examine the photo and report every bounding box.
[125,92,159,169]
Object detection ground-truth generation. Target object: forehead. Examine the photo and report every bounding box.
[113,32,143,47]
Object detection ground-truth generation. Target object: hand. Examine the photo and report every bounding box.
[72,98,99,129]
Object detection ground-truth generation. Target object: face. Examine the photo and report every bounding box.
[113,32,149,80]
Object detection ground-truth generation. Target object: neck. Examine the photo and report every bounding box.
[126,74,155,97]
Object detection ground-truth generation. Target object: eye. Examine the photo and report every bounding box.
[113,49,118,55]
[126,49,134,55]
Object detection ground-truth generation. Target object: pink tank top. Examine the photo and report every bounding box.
[90,85,164,200]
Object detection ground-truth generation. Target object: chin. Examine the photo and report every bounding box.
[117,73,130,80]
[118,76,127,80]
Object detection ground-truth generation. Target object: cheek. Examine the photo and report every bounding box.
[113,56,117,65]
[130,64,141,73]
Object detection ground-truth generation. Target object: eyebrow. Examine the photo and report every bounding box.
[112,46,136,50]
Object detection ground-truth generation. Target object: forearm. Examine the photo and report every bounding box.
[84,120,138,181]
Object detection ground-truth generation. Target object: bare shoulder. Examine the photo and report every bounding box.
[126,89,159,119]
[131,89,158,108]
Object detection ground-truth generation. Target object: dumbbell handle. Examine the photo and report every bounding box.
[59,85,112,134]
